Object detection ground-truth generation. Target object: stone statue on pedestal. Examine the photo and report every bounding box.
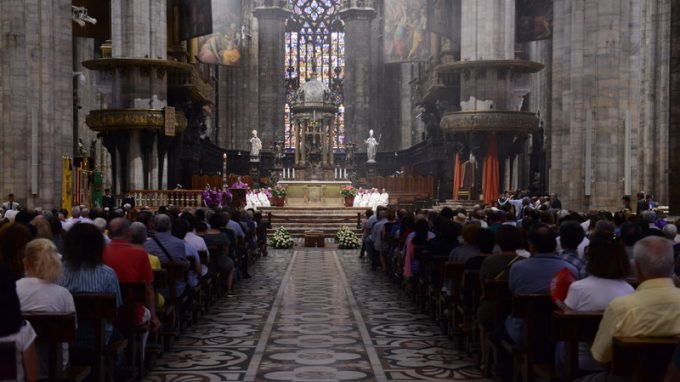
[365,129,378,163]
[250,129,262,162]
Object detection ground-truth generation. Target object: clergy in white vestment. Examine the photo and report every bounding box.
[257,191,271,207]
[368,188,381,211]
[378,188,389,206]
[359,191,370,207]
[353,188,363,207]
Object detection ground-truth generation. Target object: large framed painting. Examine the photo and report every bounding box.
[197,0,242,66]
[384,0,430,63]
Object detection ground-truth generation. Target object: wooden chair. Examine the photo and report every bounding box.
[161,261,189,335]
[23,313,91,382]
[117,282,150,379]
[72,294,127,382]
[481,280,511,375]
[612,336,679,381]
[0,341,17,380]
[510,294,557,382]
[458,269,482,355]
[152,269,174,353]
[197,249,213,310]
[550,310,602,382]
[444,262,465,345]
[431,256,448,326]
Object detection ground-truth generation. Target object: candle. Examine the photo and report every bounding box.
[292,168,295,179]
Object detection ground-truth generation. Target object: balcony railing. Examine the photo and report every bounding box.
[130,190,203,209]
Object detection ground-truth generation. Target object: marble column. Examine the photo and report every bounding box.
[339,1,376,147]
[669,0,680,214]
[0,0,73,209]
[254,3,291,144]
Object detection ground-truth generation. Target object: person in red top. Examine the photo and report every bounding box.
[103,218,160,341]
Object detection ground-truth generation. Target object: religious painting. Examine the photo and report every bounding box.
[516,0,553,42]
[180,0,213,41]
[197,0,242,66]
[384,0,430,63]
[427,0,452,38]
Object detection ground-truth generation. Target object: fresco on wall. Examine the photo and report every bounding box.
[384,0,430,63]
[197,0,242,66]
[516,0,553,42]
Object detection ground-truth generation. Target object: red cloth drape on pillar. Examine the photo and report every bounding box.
[453,153,462,199]
[482,134,500,205]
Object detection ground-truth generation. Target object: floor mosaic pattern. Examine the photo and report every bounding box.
[145,249,486,381]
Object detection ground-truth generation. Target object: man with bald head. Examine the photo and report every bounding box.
[591,236,680,365]
[103,218,160,335]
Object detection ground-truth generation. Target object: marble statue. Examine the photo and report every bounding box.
[365,130,378,163]
[250,129,262,161]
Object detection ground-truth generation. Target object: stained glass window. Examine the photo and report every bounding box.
[284,0,345,150]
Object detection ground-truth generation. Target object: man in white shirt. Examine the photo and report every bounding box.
[62,206,82,231]
[2,193,20,211]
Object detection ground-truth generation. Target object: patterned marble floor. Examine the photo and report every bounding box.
[145,249,486,382]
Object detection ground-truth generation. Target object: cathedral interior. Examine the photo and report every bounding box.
[4,2,680,382]
[0,0,678,212]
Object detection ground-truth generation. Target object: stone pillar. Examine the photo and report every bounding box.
[0,0,73,209]
[550,0,670,210]
[669,0,680,214]
[254,2,291,144]
[103,0,168,192]
[339,1,376,146]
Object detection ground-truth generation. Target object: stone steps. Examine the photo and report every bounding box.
[261,206,364,238]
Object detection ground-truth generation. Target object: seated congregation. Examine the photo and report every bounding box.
[0,205,269,381]
[360,203,680,381]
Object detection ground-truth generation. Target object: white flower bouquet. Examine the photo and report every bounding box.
[334,226,361,249]
[271,226,295,249]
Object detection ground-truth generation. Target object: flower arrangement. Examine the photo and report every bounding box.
[335,226,361,249]
[271,185,288,198]
[271,226,295,249]
[340,185,358,198]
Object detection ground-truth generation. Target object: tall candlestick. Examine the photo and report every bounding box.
[222,153,227,185]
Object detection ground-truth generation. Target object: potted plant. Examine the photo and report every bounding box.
[270,185,287,207]
[340,185,358,207]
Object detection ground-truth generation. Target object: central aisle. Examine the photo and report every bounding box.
[146,250,484,381]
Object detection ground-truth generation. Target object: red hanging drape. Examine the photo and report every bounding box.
[482,133,500,205]
[453,152,462,200]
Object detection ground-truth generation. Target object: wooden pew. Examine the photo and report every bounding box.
[72,294,127,382]
[550,310,602,382]
[117,282,150,379]
[511,294,557,382]
[612,336,678,381]
[23,313,91,382]
[160,261,189,338]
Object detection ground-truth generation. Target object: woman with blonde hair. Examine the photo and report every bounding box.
[16,239,75,378]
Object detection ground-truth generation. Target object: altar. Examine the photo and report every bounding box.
[278,180,351,207]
